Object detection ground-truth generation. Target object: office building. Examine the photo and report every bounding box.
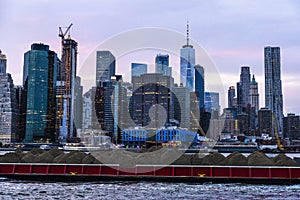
[194,65,204,111]
[173,83,190,129]
[96,51,115,84]
[204,92,220,118]
[23,43,58,142]
[283,113,300,139]
[237,66,251,113]
[228,86,236,108]
[258,108,273,136]
[264,46,284,133]
[56,35,78,142]
[155,54,171,76]
[0,50,18,143]
[74,76,83,129]
[131,63,147,78]
[131,73,174,129]
[249,75,259,113]
[180,21,195,91]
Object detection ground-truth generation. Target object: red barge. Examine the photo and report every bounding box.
[1,163,300,184]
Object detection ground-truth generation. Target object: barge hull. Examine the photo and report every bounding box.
[1,163,300,184]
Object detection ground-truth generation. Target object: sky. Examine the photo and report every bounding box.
[0,0,300,114]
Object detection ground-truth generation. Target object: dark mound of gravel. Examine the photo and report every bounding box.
[226,152,248,166]
[273,154,299,166]
[247,151,274,166]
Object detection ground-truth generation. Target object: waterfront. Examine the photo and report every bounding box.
[0,179,300,200]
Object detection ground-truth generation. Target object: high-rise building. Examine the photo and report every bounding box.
[249,75,259,113]
[131,63,147,78]
[283,113,300,139]
[228,86,236,108]
[74,76,83,130]
[180,21,195,91]
[173,83,190,129]
[131,73,174,129]
[258,108,272,135]
[96,51,115,84]
[95,76,126,143]
[56,35,78,142]
[0,50,18,143]
[264,46,284,133]
[204,92,220,117]
[155,54,171,76]
[23,43,58,142]
[237,66,251,113]
[194,65,204,111]
[82,87,100,130]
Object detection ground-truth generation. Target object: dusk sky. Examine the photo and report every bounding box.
[1,0,300,114]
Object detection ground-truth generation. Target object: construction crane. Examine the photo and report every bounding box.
[272,113,284,151]
[58,23,73,42]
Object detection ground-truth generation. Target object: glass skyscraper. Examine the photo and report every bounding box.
[131,63,147,77]
[264,46,284,133]
[96,51,116,84]
[23,43,58,142]
[180,22,195,91]
[194,65,204,110]
[155,54,171,76]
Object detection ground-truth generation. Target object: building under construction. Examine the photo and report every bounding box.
[56,24,78,143]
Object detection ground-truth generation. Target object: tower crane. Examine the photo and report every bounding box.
[272,113,284,151]
[58,23,73,42]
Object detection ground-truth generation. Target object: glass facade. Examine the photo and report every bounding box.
[23,43,58,142]
[194,65,204,110]
[131,63,147,77]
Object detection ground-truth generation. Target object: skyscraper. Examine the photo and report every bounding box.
[155,54,171,76]
[194,65,204,110]
[228,86,236,108]
[180,21,195,91]
[74,76,83,130]
[258,108,272,135]
[283,113,300,139]
[237,66,251,113]
[131,73,174,129]
[96,51,116,84]
[173,83,190,129]
[249,75,259,113]
[0,50,18,143]
[264,46,284,133]
[23,44,58,142]
[131,63,147,78]
[56,34,78,142]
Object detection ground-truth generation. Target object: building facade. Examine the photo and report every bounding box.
[237,66,251,113]
[96,51,116,84]
[56,35,78,143]
[194,65,204,111]
[155,54,171,76]
[173,83,190,130]
[131,63,147,78]
[180,22,195,91]
[283,113,300,139]
[264,46,284,133]
[0,50,18,143]
[23,43,58,142]
[228,86,236,108]
[258,108,273,136]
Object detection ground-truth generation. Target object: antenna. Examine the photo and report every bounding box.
[187,20,189,46]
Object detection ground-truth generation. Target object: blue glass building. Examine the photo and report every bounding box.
[155,54,171,76]
[131,63,147,77]
[23,43,58,142]
[194,65,204,111]
[180,22,195,91]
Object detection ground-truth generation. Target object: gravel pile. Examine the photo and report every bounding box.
[0,148,299,167]
[0,148,100,164]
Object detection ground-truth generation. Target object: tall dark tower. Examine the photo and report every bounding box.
[264,46,283,134]
[194,65,204,111]
[237,66,251,113]
[57,24,78,142]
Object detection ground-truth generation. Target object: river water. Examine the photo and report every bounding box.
[0,178,300,200]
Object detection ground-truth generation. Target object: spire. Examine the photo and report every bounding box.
[187,20,189,46]
[252,75,256,84]
[183,20,193,48]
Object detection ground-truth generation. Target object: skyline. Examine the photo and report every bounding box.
[1,0,300,114]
